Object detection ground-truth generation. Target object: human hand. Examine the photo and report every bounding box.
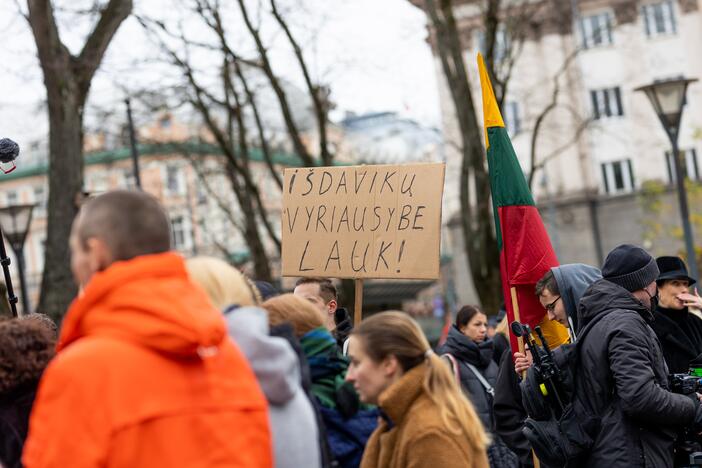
[678,288,702,309]
[514,351,533,374]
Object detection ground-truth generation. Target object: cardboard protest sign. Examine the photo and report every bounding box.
[281,163,445,279]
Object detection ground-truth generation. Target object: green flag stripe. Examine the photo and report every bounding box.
[486,126,535,252]
[487,127,535,207]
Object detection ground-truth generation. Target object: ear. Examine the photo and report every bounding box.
[380,354,401,378]
[86,238,113,273]
[327,299,338,315]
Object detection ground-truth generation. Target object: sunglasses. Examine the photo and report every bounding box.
[545,296,561,313]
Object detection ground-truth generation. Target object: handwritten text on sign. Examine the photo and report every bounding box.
[281,163,445,279]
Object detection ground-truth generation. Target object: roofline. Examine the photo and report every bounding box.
[0,142,342,183]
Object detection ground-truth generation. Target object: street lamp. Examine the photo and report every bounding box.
[0,203,35,315]
[636,77,700,280]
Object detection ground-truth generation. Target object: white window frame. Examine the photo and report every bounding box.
[590,87,624,119]
[580,11,614,49]
[642,1,677,38]
[666,148,699,183]
[475,26,510,63]
[601,159,635,194]
[503,101,522,135]
[33,185,47,217]
[6,190,18,206]
[171,215,189,252]
[122,169,136,190]
[165,165,186,196]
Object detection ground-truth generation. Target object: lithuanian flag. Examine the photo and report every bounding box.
[477,54,570,353]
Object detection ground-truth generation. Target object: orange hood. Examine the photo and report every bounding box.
[59,252,226,356]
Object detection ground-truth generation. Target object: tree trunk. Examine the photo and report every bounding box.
[40,90,84,322]
[27,0,132,321]
[225,164,272,281]
[425,0,502,314]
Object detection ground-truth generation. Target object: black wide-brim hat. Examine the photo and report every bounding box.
[656,256,697,286]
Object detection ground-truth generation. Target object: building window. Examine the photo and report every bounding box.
[6,190,18,206]
[503,101,522,135]
[476,26,510,63]
[580,11,614,48]
[33,186,47,217]
[666,148,699,183]
[159,115,172,129]
[122,169,136,189]
[166,165,183,195]
[197,185,207,205]
[590,87,624,119]
[642,1,676,37]
[601,159,635,194]
[171,216,186,251]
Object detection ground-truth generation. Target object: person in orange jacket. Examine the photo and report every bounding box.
[22,190,272,468]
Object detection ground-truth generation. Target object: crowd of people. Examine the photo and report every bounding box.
[2,189,702,467]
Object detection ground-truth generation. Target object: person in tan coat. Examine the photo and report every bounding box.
[346,311,490,468]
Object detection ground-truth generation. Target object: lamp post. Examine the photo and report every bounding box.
[0,203,35,315]
[636,77,699,280]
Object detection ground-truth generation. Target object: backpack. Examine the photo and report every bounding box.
[315,399,378,468]
[519,322,604,466]
[442,353,519,468]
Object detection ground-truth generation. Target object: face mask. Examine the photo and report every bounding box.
[646,287,659,312]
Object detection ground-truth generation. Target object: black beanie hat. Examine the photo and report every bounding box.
[602,244,660,292]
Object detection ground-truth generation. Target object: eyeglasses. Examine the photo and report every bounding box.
[545,296,561,313]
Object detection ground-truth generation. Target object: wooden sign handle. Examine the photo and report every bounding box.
[354,278,364,327]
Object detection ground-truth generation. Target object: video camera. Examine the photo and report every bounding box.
[669,365,702,467]
[511,321,567,418]
[670,373,702,396]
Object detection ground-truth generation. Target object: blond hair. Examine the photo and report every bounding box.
[262,293,325,337]
[495,316,509,338]
[185,256,256,310]
[354,311,490,450]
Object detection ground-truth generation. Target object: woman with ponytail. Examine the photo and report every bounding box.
[346,311,489,468]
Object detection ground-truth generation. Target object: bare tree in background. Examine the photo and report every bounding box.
[25,0,132,321]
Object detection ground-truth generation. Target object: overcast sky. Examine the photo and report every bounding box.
[0,0,441,154]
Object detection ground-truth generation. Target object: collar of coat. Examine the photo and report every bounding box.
[651,308,698,356]
[378,362,427,427]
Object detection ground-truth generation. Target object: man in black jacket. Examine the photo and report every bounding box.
[575,244,702,467]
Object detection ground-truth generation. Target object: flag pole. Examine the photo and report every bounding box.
[510,287,525,361]
[354,278,363,327]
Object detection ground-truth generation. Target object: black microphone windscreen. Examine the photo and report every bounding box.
[510,321,523,337]
[0,139,19,164]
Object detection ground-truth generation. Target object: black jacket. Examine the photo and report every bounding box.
[0,385,37,468]
[494,349,535,468]
[651,306,702,374]
[333,308,352,352]
[438,326,498,430]
[575,279,697,468]
[492,332,510,365]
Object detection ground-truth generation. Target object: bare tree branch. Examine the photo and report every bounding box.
[235,0,315,167]
[270,0,331,166]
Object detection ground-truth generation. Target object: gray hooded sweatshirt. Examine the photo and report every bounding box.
[551,263,602,341]
[226,306,321,468]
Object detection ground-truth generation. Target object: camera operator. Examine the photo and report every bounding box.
[650,256,702,374]
[513,264,601,374]
[574,245,702,467]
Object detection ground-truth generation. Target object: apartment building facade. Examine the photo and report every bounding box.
[415,0,702,304]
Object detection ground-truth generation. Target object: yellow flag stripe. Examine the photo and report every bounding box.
[477,53,505,149]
